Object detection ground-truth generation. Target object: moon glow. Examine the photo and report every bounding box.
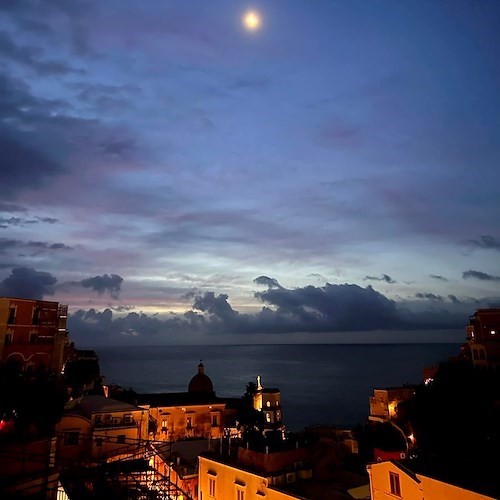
[243,10,261,31]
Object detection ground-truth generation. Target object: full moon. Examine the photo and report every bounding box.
[243,10,261,31]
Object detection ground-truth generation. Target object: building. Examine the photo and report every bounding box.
[367,460,495,499]
[199,454,303,500]
[56,395,149,463]
[369,387,415,421]
[135,363,225,442]
[0,297,68,373]
[253,376,284,436]
[466,309,500,369]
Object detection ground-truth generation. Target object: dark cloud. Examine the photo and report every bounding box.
[80,274,124,299]
[0,238,72,254]
[463,270,500,282]
[469,235,500,251]
[415,292,444,301]
[191,292,239,322]
[448,294,461,304]
[254,283,403,331]
[0,266,57,299]
[0,239,20,254]
[67,279,475,345]
[430,274,448,282]
[0,127,64,194]
[0,202,26,212]
[0,215,59,228]
[364,274,396,284]
[254,276,283,289]
[0,217,23,228]
[0,30,83,76]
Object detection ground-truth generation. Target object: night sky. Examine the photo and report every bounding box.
[1,1,499,345]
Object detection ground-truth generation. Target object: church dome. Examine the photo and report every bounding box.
[188,362,214,393]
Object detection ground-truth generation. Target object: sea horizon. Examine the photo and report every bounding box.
[95,342,462,430]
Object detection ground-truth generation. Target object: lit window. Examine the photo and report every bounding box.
[209,477,216,497]
[266,412,271,423]
[491,330,496,335]
[124,414,133,424]
[162,419,168,429]
[266,401,271,407]
[389,471,401,497]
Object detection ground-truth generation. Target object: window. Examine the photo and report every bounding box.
[32,307,40,325]
[117,435,126,444]
[124,414,133,424]
[8,307,16,324]
[64,432,80,446]
[105,414,112,423]
[186,415,194,429]
[4,333,13,345]
[209,477,216,498]
[266,401,271,407]
[29,333,38,344]
[237,488,245,500]
[265,412,271,423]
[389,471,401,497]
[95,415,102,425]
[211,413,219,427]
[95,438,103,447]
[161,418,168,429]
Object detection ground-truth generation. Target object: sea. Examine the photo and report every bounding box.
[96,343,460,432]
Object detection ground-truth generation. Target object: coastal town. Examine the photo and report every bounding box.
[1,296,500,499]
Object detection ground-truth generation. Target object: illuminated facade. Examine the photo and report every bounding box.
[369,388,415,421]
[466,309,500,369]
[199,455,303,500]
[253,376,284,435]
[136,363,225,442]
[56,395,149,463]
[0,297,68,373]
[368,460,494,499]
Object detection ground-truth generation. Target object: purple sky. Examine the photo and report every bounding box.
[1,1,499,345]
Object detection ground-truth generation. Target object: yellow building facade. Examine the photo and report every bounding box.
[199,455,299,500]
[368,461,495,500]
[56,395,149,463]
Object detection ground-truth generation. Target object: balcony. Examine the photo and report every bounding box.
[95,418,137,429]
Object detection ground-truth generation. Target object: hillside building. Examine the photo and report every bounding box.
[466,309,500,369]
[0,297,69,374]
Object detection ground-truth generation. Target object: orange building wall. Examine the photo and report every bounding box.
[146,403,225,442]
[0,297,68,372]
